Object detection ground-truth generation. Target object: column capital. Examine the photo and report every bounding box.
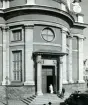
[36,55,43,64]
[61,29,67,34]
[24,24,34,28]
[60,57,63,64]
[67,35,73,39]
[1,26,9,31]
[72,34,84,39]
[78,36,84,40]
[61,27,69,34]
[53,60,57,65]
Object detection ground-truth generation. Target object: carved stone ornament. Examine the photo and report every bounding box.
[72,1,82,13]
[72,0,82,3]
[53,60,57,65]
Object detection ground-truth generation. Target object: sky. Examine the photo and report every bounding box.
[80,0,88,59]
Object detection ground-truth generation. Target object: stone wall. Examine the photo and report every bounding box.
[63,83,87,94]
[0,86,6,100]
[0,85,35,100]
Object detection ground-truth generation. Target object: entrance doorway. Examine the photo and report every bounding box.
[47,76,53,93]
[42,66,56,94]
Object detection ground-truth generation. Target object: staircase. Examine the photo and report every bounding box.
[21,95,36,105]
[20,93,70,105]
[30,93,70,105]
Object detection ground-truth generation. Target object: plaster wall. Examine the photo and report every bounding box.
[35,0,61,9]
[9,0,26,7]
[6,13,70,29]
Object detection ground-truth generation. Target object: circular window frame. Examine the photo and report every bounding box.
[41,28,55,42]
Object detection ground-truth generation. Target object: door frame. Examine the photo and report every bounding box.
[42,65,56,94]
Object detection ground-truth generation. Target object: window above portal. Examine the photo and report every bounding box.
[12,29,22,41]
[41,28,55,42]
[10,26,24,43]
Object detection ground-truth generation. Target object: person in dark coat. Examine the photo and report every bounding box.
[61,87,65,98]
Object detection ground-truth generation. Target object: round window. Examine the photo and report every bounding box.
[41,28,55,42]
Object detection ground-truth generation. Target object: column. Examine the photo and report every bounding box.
[24,25,34,85]
[2,27,6,85]
[2,27,10,85]
[6,27,10,85]
[62,29,68,84]
[6,0,10,8]
[68,36,73,83]
[26,0,35,5]
[2,0,10,9]
[2,0,5,9]
[36,55,43,95]
[59,57,63,93]
[78,37,85,83]
[61,3,66,11]
[67,0,71,10]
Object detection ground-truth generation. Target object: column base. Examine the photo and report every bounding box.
[63,80,68,84]
[68,80,74,84]
[24,81,35,85]
[37,91,43,96]
[78,80,85,83]
[2,80,11,85]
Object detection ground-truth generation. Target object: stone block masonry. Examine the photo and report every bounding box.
[63,83,87,94]
[0,86,35,100]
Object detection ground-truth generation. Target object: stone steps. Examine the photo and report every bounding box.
[20,93,70,105]
[30,94,69,105]
[21,95,36,105]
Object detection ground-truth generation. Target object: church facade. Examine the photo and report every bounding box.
[0,0,87,97]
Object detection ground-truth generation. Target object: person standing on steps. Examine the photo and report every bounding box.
[49,84,53,94]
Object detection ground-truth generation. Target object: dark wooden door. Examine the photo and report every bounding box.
[42,66,55,93]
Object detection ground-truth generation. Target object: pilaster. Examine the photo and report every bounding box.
[68,36,73,83]
[59,57,63,93]
[24,25,34,85]
[2,26,10,85]
[62,28,68,84]
[78,37,85,83]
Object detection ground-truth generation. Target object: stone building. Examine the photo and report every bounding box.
[0,0,87,99]
[83,59,88,81]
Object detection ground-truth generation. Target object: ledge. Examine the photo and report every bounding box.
[4,5,74,26]
[33,50,68,56]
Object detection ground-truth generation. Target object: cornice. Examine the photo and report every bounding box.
[3,5,74,26]
[73,22,88,29]
[0,5,87,29]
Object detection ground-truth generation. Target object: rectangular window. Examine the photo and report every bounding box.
[12,29,22,41]
[12,51,22,81]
